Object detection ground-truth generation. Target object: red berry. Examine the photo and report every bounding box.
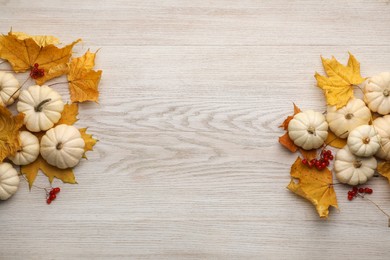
[348,195,353,201]
[351,191,357,197]
[366,188,373,194]
[326,150,332,156]
[34,63,39,67]
[53,187,60,194]
[315,161,321,168]
[47,199,52,204]
[321,161,327,168]
[353,187,358,192]
[329,155,334,160]
[358,188,364,193]
[49,194,56,200]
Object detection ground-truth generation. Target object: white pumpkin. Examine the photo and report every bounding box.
[347,125,380,157]
[334,145,377,186]
[40,124,85,169]
[17,85,64,132]
[326,98,371,138]
[8,131,40,165]
[0,71,20,106]
[373,115,390,160]
[363,72,390,115]
[0,162,20,200]
[288,110,328,150]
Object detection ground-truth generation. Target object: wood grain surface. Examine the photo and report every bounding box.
[1,0,390,259]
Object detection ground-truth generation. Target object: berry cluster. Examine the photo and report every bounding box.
[46,187,61,204]
[347,186,373,201]
[30,63,45,79]
[302,149,334,170]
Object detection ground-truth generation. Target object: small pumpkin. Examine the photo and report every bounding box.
[288,110,328,150]
[40,124,85,169]
[0,71,20,106]
[0,162,20,200]
[326,98,371,138]
[17,85,64,132]
[372,115,390,160]
[347,125,380,157]
[334,145,377,186]
[8,131,40,165]
[363,72,390,115]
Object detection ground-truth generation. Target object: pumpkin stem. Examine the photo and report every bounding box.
[345,113,353,120]
[35,98,52,112]
[353,160,362,168]
[307,126,316,136]
[56,142,63,150]
[383,89,389,97]
[363,137,370,144]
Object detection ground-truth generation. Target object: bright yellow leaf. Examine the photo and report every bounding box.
[325,130,347,149]
[68,50,102,103]
[287,157,338,218]
[0,32,80,84]
[12,31,60,47]
[79,128,97,158]
[377,162,390,184]
[315,53,364,109]
[0,106,24,162]
[55,103,79,126]
[21,155,77,188]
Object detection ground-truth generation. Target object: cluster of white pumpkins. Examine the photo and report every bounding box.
[288,72,390,186]
[0,71,85,200]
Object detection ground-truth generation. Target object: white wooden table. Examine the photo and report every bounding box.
[1,1,390,259]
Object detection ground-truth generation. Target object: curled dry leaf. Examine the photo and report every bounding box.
[0,106,24,162]
[0,32,80,84]
[287,157,338,218]
[315,53,364,109]
[68,50,102,103]
[377,162,390,184]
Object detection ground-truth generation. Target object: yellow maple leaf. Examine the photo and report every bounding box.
[0,106,24,162]
[55,103,79,126]
[324,130,347,149]
[68,50,102,103]
[0,32,80,84]
[377,162,390,184]
[79,128,97,158]
[12,31,60,47]
[315,53,364,109]
[287,157,338,218]
[21,155,77,188]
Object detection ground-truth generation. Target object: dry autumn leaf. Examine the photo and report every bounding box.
[68,50,102,103]
[377,162,390,184]
[0,106,24,162]
[287,157,338,218]
[12,31,60,47]
[315,53,365,109]
[325,130,347,149]
[280,103,301,130]
[0,32,80,84]
[79,128,97,159]
[55,103,79,126]
[21,156,77,188]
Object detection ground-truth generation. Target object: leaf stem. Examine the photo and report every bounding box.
[48,81,70,87]
[6,74,30,104]
[357,193,390,227]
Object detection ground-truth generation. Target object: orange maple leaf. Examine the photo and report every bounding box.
[325,130,347,149]
[0,106,24,162]
[55,103,79,126]
[287,157,338,218]
[68,50,102,103]
[0,31,80,84]
[315,53,365,109]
